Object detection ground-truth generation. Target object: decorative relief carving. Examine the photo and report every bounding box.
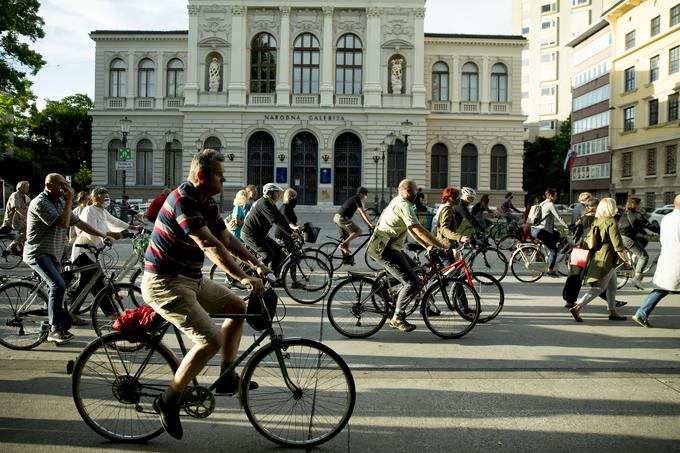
[322,6,334,17]
[231,5,246,16]
[366,7,382,17]
[249,8,280,34]
[188,4,200,15]
[292,9,321,34]
[414,8,426,18]
[280,6,291,17]
[335,10,365,35]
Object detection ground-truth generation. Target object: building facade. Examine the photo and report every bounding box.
[90,0,526,208]
[605,0,680,209]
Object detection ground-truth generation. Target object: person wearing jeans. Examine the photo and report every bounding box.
[531,188,569,276]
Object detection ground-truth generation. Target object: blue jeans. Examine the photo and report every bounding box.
[27,256,70,331]
[532,228,559,270]
[636,289,679,320]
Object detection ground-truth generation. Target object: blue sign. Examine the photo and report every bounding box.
[320,168,331,184]
[276,167,287,183]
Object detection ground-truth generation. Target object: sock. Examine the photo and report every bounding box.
[162,387,183,407]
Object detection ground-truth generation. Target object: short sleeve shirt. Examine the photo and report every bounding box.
[337,195,364,219]
[144,182,226,279]
[23,191,80,264]
[374,196,420,250]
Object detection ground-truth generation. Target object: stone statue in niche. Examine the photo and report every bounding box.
[208,57,220,92]
[391,58,404,93]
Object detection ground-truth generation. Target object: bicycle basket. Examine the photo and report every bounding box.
[303,222,320,244]
[246,288,278,331]
[112,305,166,342]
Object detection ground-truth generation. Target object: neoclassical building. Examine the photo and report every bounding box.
[90,0,526,208]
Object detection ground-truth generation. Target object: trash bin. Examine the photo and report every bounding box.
[418,212,434,230]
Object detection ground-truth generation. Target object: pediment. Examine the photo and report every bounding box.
[198,37,230,47]
[381,39,413,50]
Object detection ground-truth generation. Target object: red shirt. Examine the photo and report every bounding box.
[146,193,168,223]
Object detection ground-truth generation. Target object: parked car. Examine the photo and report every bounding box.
[649,206,674,230]
[554,204,573,215]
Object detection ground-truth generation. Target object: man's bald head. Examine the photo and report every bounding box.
[675,194,680,209]
[44,173,69,198]
[45,173,65,185]
[398,179,418,202]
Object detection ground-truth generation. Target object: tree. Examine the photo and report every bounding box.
[522,116,572,201]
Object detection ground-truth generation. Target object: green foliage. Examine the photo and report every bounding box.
[522,116,572,201]
[74,163,92,190]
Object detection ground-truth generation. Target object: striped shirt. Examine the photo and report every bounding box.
[144,182,226,279]
[23,190,80,264]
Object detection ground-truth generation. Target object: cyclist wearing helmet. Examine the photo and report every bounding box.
[241,183,300,276]
[455,187,484,233]
[333,186,374,254]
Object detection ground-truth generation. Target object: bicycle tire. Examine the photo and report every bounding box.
[316,241,343,272]
[469,246,508,282]
[90,283,143,337]
[129,267,143,288]
[282,255,332,304]
[496,234,521,251]
[510,246,546,283]
[241,338,356,448]
[363,249,382,272]
[616,266,630,289]
[466,271,504,323]
[0,236,23,270]
[556,251,570,276]
[72,331,178,442]
[326,275,388,338]
[0,280,49,350]
[489,223,508,241]
[208,261,252,298]
[421,277,480,339]
[101,247,120,271]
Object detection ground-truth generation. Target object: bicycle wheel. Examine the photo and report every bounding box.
[91,283,143,337]
[616,264,630,289]
[489,223,508,241]
[466,272,504,323]
[282,255,331,304]
[421,277,479,339]
[315,241,344,272]
[0,281,49,350]
[556,251,570,276]
[101,247,119,271]
[496,234,521,251]
[326,275,388,338]
[129,268,143,288]
[241,338,356,448]
[469,247,508,282]
[363,249,382,272]
[72,331,178,442]
[510,246,546,283]
[209,261,251,298]
[0,236,23,270]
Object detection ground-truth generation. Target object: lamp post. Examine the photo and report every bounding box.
[372,148,380,207]
[119,116,132,220]
[400,119,412,151]
[379,140,387,210]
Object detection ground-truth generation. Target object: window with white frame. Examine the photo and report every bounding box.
[572,163,610,181]
[138,58,155,98]
[136,139,153,185]
[572,60,610,88]
[490,63,508,102]
[293,33,320,94]
[572,136,608,156]
[432,61,449,101]
[669,92,679,121]
[651,15,661,36]
[573,111,609,134]
[109,58,126,97]
[670,46,680,74]
[572,84,609,111]
[624,66,636,91]
[571,0,589,6]
[461,62,479,102]
[166,58,184,97]
[650,55,660,83]
[251,33,277,94]
[335,34,362,95]
[624,30,636,50]
[671,3,680,27]
[623,106,635,132]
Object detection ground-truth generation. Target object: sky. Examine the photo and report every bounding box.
[28,0,513,108]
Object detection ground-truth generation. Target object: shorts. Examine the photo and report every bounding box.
[141,272,242,345]
[333,214,361,234]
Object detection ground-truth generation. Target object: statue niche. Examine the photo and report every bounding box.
[389,56,405,94]
[205,53,223,92]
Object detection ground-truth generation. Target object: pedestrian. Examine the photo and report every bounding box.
[1,180,30,254]
[571,192,592,225]
[243,184,258,215]
[227,189,248,241]
[632,194,680,327]
[569,198,629,322]
[146,188,171,224]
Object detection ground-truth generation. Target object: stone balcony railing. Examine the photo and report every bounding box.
[165,98,184,109]
[292,94,318,106]
[460,101,480,113]
[248,93,275,105]
[135,98,154,109]
[490,102,509,113]
[335,95,361,106]
[106,97,126,109]
[431,101,451,113]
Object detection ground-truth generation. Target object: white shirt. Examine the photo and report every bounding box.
[653,208,680,291]
[71,205,128,262]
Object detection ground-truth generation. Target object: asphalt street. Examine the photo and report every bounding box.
[1,216,678,452]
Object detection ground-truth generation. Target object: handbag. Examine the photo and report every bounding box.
[584,225,601,251]
[569,247,590,267]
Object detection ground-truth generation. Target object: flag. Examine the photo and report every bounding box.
[563,148,577,173]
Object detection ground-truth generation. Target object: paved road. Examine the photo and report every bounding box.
[1,221,678,452]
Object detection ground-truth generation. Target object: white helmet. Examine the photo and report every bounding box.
[461,187,477,199]
[262,183,283,194]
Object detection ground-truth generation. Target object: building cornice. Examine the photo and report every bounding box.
[90,30,189,41]
[566,20,609,48]
[425,33,526,47]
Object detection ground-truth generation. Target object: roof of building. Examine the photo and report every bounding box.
[90,30,189,35]
[565,20,610,48]
[425,32,525,41]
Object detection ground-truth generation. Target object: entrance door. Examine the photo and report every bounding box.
[334,132,362,205]
[290,132,318,205]
[387,139,406,194]
[247,131,275,190]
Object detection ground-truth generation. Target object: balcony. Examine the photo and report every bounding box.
[248,93,275,105]
[335,95,361,106]
[460,102,480,113]
[431,101,451,113]
[165,98,184,109]
[135,98,155,109]
[292,94,318,106]
[106,98,126,109]
[490,103,509,114]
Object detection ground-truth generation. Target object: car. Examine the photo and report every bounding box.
[649,206,673,230]
[554,204,573,215]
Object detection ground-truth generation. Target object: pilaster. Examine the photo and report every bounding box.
[320,6,334,107]
[481,56,490,113]
[228,5,247,106]
[276,6,291,106]
[411,7,426,108]
[363,7,382,107]
[185,4,200,105]
[155,51,164,109]
[126,51,135,106]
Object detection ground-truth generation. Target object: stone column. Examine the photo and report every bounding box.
[481,56,490,113]
[276,6,291,106]
[320,6,334,107]
[155,51,164,109]
[411,7,426,108]
[126,50,135,108]
[363,7,382,107]
[184,3,200,105]
[228,5,247,106]
[451,56,460,113]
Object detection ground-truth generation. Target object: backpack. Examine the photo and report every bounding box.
[527,202,544,225]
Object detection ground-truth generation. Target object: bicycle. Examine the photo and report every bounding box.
[0,231,23,270]
[314,228,381,273]
[509,242,548,282]
[615,247,659,289]
[0,243,142,349]
[461,233,509,282]
[114,227,150,287]
[326,248,480,339]
[70,280,356,447]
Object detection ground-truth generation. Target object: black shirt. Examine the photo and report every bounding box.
[618,209,658,237]
[337,195,364,218]
[454,201,482,232]
[275,203,297,239]
[242,196,293,241]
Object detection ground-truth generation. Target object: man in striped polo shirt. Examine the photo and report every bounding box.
[142,149,271,440]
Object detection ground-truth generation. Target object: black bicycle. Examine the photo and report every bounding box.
[314,228,381,273]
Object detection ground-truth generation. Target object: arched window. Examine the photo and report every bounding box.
[293,33,320,94]
[165,139,183,188]
[250,33,277,94]
[432,62,449,101]
[167,59,184,97]
[136,139,153,185]
[107,139,123,185]
[334,132,362,204]
[109,58,126,97]
[490,144,507,190]
[203,136,222,150]
[461,62,478,102]
[336,34,363,95]
[387,139,407,189]
[247,131,275,190]
[388,55,406,94]
[431,143,448,189]
[461,143,478,189]
[491,63,508,102]
[138,58,155,98]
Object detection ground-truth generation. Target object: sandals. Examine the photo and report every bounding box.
[569,306,583,322]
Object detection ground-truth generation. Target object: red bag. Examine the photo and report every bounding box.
[569,248,590,268]
[112,305,165,341]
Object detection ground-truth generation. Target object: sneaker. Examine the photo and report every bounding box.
[632,314,652,328]
[569,306,583,323]
[608,313,627,321]
[388,315,416,333]
[615,300,628,308]
[47,330,72,345]
[153,396,183,439]
[546,271,560,278]
[215,373,259,396]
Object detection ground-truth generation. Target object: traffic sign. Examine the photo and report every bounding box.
[118,147,131,160]
[115,160,133,170]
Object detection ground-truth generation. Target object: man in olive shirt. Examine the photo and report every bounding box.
[367,179,446,332]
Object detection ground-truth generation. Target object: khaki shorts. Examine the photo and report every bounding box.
[333,213,361,234]
[141,272,243,345]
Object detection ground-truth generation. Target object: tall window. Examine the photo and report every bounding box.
[651,15,660,36]
[624,106,636,131]
[247,131,275,190]
[136,139,153,185]
[387,139,406,189]
[650,55,660,83]
[670,46,680,74]
[431,62,449,101]
[649,99,659,126]
[672,3,680,26]
[461,144,478,189]
[490,144,507,190]
[624,67,636,92]
[461,62,479,102]
[334,132,362,203]
[166,58,184,97]
[165,139,183,188]
[647,148,657,176]
[665,145,678,175]
[490,63,508,102]
[622,152,632,177]
[669,92,679,121]
[335,34,362,95]
[138,58,155,98]
[292,33,320,94]
[430,143,448,189]
[107,139,123,185]
[625,30,636,50]
[250,33,277,94]
[645,192,656,210]
[109,58,126,97]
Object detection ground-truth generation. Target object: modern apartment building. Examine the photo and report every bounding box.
[566,20,612,200]
[605,0,680,209]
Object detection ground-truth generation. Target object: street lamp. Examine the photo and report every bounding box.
[379,140,387,210]
[372,148,380,207]
[119,116,132,220]
[400,119,412,150]
[195,138,203,152]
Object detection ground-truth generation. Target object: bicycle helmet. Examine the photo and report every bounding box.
[357,186,368,195]
[262,183,283,194]
[461,187,477,200]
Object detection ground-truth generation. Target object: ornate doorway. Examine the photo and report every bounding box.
[333,132,362,205]
[290,132,318,205]
[247,131,275,190]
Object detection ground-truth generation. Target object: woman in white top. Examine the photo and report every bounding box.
[531,188,569,276]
